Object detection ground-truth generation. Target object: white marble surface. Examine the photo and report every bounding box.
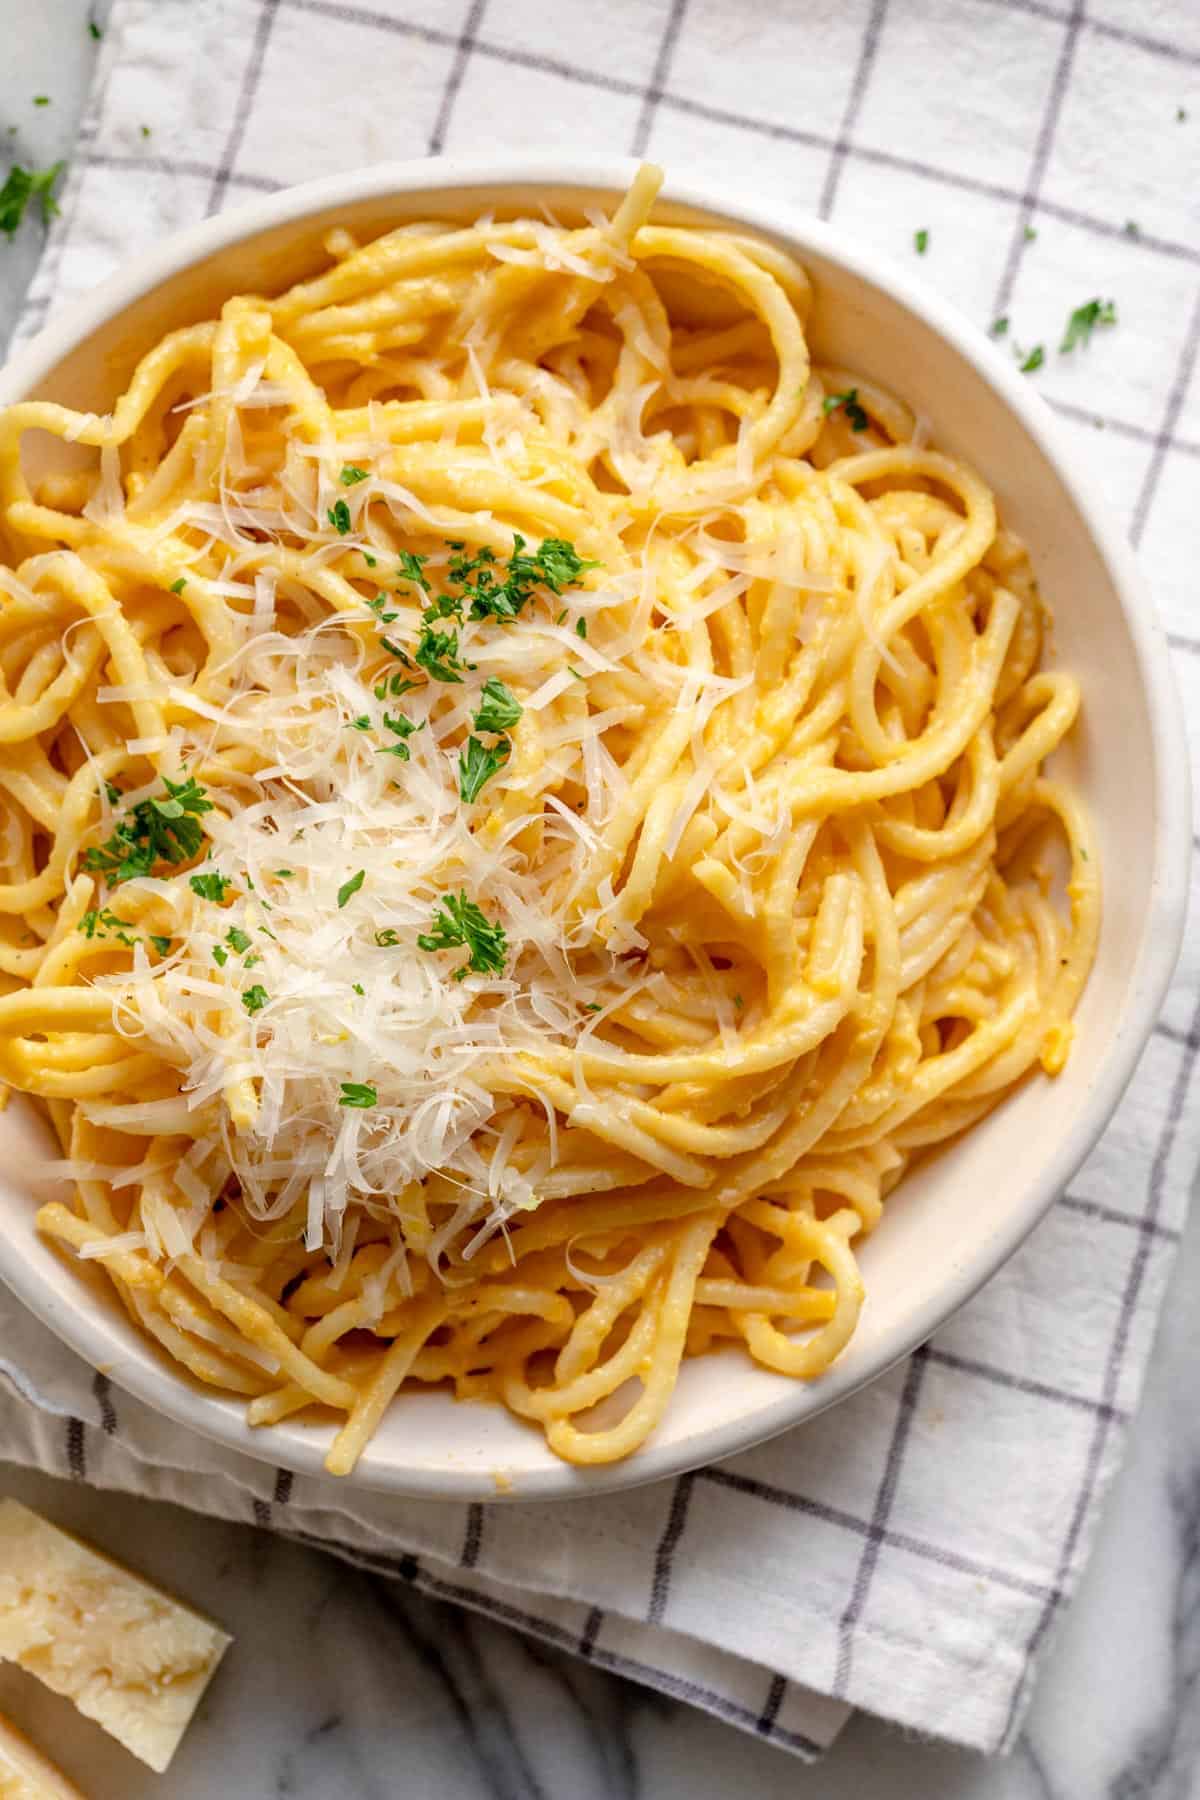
[2,5,1199,1796]
[0,0,97,348]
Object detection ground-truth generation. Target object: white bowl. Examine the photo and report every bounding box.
[0,156,1188,1499]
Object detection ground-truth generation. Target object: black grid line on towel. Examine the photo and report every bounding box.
[283,0,460,44]
[756,1672,789,1737]
[647,1470,696,1626]
[631,0,690,157]
[83,151,282,194]
[832,1344,929,1697]
[91,1371,118,1435]
[924,1347,1130,1424]
[982,0,1200,66]
[1058,1192,1183,1243]
[460,1503,485,1569]
[1130,285,1200,547]
[1049,401,1200,461]
[818,0,891,220]
[428,0,488,154]
[65,1416,86,1481]
[998,987,1200,1744]
[577,1606,604,1660]
[283,1530,830,1760]
[209,0,281,215]
[253,1466,295,1530]
[992,0,1085,319]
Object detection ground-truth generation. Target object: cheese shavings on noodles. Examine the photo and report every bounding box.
[0,164,1098,1477]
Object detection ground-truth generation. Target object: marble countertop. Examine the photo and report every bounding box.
[1,7,1198,1797]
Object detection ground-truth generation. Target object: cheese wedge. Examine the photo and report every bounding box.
[0,1502,230,1773]
[0,1715,85,1799]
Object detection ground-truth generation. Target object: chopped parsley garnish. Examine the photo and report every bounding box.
[150,935,173,955]
[84,775,213,884]
[417,890,507,979]
[398,550,431,592]
[242,984,269,1014]
[212,945,228,967]
[33,97,50,108]
[78,907,138,947]
[337,869,365,908]
[274,868,294,878]
[1016,344,1045,373]
[89,21,102,38]
[414,625,465,683]
[363,552,377,569]
[441,534,598,624]
[583,1002,603,1013]
[375,674,418,701]
[914,228,928,254]
[375,927,400,946]
[225,926,252,954]
[347,714,372,731]
[1178,106,1188,123]
[0,162,64,237]
[522,536,598,595]
[327,498,352,535]
[575,616,588,639]
[339,1081,377,1108]
[1124,220,1140,238]
[377,713,422,760]
[169,577,187,593]
[1060,298,1117,353]
[368,538,596,689]
[352,982,364,995]
[458,735,510,804]
[447,541,496,584]
[140,125,151,138]
[422,590,465,624]
[104,780,122,805]
[1024,225,1037,242]
[473,679,522,733]
[339,464,369,486]
[990,317,1009,338]
[189,871,231,901]
[822,388,869,431]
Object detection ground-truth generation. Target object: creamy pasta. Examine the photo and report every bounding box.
[0,166,1098,1474]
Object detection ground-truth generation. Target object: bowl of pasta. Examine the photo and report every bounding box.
[0,157,1185,1498]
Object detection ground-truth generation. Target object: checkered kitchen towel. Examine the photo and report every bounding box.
[2,0,1199,1761]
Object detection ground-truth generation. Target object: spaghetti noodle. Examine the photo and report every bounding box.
[0,165,1098,1474]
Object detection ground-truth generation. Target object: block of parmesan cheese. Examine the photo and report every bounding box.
[0,1501,231,1773]
[0,1714,85,1799]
